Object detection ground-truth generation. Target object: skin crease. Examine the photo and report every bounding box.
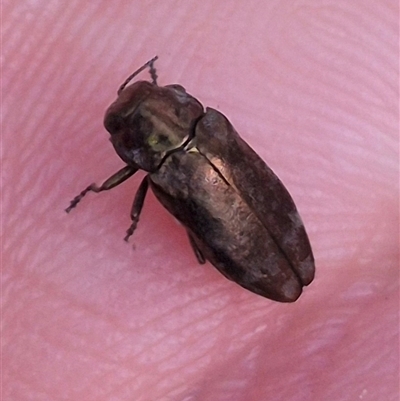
[2,1,398,400]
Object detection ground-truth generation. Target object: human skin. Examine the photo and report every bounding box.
[3,1,398,400]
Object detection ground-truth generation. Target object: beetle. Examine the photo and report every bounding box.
[66,56,315,302]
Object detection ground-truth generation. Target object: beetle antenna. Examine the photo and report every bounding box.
[118,55,158,94]
[149,58,158,86]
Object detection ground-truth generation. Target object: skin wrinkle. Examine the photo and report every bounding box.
[3,1,398,400]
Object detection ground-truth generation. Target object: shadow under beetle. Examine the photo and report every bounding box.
[66,56,315,302]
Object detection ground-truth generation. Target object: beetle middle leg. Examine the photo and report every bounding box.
[65,165,138,213]
[124,175,149,242]
[187,231,206,264]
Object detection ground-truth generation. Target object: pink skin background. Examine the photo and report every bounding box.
[2,1,398,400]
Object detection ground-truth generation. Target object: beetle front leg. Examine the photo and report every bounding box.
[65,165,138,213]
[187,231,206,264]
[124,175,149,242]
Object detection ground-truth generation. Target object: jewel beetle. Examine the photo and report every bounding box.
[66,56,315,302]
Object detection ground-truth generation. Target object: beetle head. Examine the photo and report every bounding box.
[104,81,204,172]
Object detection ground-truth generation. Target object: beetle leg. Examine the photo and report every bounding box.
[65,165,138,213]
[124,175,149,242]
[187,231,206,264]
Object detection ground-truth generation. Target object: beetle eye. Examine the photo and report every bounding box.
[104,113,124,134]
